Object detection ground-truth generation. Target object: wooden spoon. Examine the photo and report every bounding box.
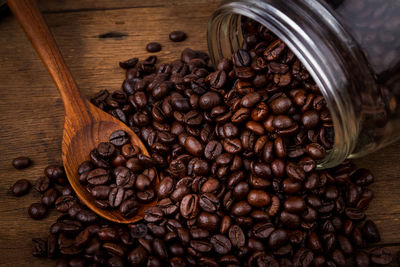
[7,0,158,223]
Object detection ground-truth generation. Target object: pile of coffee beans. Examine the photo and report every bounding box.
[78,130,157,218]
[9,19,398,266]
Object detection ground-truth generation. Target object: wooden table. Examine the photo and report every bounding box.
[0,0,398,266]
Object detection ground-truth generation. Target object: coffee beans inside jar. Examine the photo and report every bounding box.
[11,18,397,266]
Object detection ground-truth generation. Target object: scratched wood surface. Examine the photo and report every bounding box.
[0,0,399,266]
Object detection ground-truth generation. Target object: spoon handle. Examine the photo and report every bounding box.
[6,0,89,119]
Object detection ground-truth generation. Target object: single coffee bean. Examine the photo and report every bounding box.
[197,212,220,232]
[41,188,60,207]
[355,250,370,267]
[210,234,232,254]
[247,190,270,207]
[33,176,51,193]
[362,220,380,243]
[86,168,110,185]
[283,196,306,213]
[370,247,392,265]
[169,31,187,42]
[231,201,252,216]
[28,203,47,219]
[11,179,31,196]
[109,130,129,146]
[12,156,31,169]
[228,225,245,247]
[146,42,162,52]
[55,195,76,213]
[180,194,200,219]
[120,199,139,218]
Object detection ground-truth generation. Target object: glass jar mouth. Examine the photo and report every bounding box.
[207,0,364,168]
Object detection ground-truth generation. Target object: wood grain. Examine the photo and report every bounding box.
[0,0,399,266]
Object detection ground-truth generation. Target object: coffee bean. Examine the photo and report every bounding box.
[247,190,270,207]
[146,42,162,52]
[305,143,326,160]
[11,179,31,196]
[363,220,380,243]
[128,245,148,265]
[184,136,203,156]
[180,194,199,219]
[268,229,288,249]
[241,92,261,108]
[55,195,76,213]
[197,212,220,232]
[12,156,31,169]
[199,92,222,110]
[370,247,392,265]
[228,225,245,247]
[41,188,60,207]
[355,250,370,267]
[120,199,139,218]
[109,130,129,146]
[211,234,232,254]
[28,203,47,219]
[33,176,51,193]
[169,31,187,42]
[283,196,306,213]
[233,49,251,67]
[231,201,252,216]
[87,168,110,185]
[252,222,275,239]
[119,57,138,69]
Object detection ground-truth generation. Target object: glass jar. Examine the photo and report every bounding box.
[207,0,400,168]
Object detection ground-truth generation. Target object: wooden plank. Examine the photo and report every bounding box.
[0,0,399,266]
[36,0,222,13]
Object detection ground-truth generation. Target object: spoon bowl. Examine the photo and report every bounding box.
[63,103,158,223]
[7,0,158,223]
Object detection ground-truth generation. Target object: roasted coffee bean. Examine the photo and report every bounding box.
[197,212,220,232]
[199,92,222,110]
[169,31,187,42]
[355,250,370,267]
[211,234,232,254]
[28,203,47,219]
[55,195,76,213]
[264,39,285,61]
[146,42,162,52]
[120,199,139,218]
[97,142,115,158]
[268,229,288,249]
[32,238,47,257]
[12,156,31,169]
[231,201,252,216]
[247,190,270,207]
[128,245,148,265]
[180,194,199,219]
[370,247,392,265]
[228,225,246,247]
[11,179,31,196]
[233,49,251,67]
[109,130,129,146]
[119,57,138,69]
[362,220,380,243]
[87,168,109,185]
[252,222,275,239]
[41,188,60,207]
[33,176,51,193]
[283,196,306,213]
